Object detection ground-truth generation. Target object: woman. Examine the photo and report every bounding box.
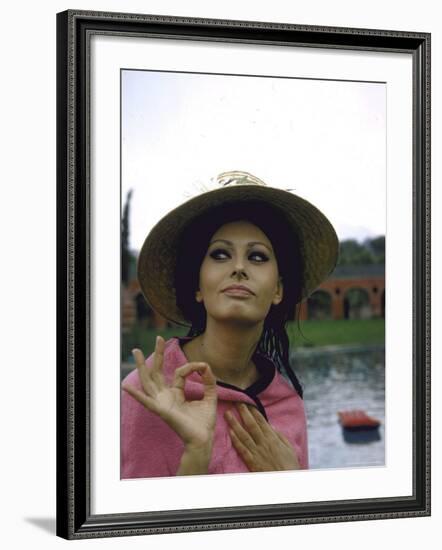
[122,171,338,478]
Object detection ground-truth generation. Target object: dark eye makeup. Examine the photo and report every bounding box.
[209,248,230,260]
[209,248,269,262]
[249,251,269,262]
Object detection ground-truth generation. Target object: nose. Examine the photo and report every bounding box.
[231,258,248,280]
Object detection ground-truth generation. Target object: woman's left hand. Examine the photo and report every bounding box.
[225,403,301,472]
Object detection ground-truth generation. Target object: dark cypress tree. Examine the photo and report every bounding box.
[122,189,133,285]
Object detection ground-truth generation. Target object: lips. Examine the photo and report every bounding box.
[222,284,255,296]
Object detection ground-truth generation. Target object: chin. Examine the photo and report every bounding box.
[210,309,266,327]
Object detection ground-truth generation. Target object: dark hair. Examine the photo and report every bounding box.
[174,201,304,397]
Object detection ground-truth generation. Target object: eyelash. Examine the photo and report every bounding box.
[209,248,269,263]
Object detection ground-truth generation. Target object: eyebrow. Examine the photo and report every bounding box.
[209,239,273,253]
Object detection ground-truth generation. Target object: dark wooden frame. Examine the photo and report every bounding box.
[56,9,431,539]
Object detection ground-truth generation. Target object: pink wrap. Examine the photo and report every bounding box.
[121,337,308,478]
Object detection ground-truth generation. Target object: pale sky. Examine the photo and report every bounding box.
[122,69,386,252]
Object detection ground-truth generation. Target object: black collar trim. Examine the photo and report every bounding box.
[176,337,276,398]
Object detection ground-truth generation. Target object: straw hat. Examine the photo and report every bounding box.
[137,171,339,326]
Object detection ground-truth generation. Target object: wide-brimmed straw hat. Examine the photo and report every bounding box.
[137,171,339,326]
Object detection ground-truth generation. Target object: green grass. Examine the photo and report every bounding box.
[122,319,385,361]
[288,319,385,348]
[122,323,188,362]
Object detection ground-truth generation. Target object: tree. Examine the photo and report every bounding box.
[337,236,385,266]
[122,189,133,285]
[338,239,373,266]
[365,235,385,263]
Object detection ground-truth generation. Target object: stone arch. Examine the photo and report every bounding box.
[307,290,332,320]
[135,292,154,326]
[343,287,371,319]
[381,289,385,318]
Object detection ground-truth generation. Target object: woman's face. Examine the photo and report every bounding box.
[196,220,283,326]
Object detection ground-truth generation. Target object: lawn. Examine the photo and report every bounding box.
[122,324,188,361]
[288,319,385,348]
[122,319,385,361]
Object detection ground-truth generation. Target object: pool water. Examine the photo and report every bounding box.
[292,348,385,470]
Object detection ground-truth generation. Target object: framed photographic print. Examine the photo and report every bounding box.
[56,9,431,539]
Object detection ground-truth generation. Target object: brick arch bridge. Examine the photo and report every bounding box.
[123,264,385,330]
[298,264,385,321]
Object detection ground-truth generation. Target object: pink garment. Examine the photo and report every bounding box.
[121,337,308,478]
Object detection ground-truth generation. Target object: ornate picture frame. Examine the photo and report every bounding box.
[56,10,430,539]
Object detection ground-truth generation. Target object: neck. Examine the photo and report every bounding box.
[183,319,264,389]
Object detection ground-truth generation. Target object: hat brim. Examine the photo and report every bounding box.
[137,185,339,326]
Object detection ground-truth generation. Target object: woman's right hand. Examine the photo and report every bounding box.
[122,336,218,452]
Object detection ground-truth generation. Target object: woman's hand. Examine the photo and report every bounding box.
[225,403,301,472]
[122,336,218,458]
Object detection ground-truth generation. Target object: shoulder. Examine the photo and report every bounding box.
[258,365,304,406]
[121,337,186,387]
[273,369,302,395]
